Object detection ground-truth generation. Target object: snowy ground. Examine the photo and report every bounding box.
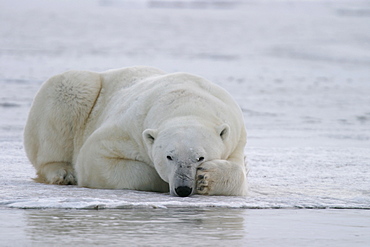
[0,0,370,245]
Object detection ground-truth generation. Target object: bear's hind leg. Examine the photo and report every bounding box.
[24,70,102,185]
[35,162,77,185]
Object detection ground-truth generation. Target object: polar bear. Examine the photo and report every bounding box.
[24,66,247,197]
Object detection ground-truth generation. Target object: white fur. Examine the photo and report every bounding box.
[24,66,248,196]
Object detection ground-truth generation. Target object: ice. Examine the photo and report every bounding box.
[1,0,370,210]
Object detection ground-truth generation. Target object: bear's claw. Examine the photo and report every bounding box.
[196,170,210,194]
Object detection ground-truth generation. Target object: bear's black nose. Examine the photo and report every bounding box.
[175,186,193,197]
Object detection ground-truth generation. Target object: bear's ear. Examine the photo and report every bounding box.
[217,124,230,141]
[143,129,158,145]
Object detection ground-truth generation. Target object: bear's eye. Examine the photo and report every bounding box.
[166,156,173,161]
[197,157,204,162]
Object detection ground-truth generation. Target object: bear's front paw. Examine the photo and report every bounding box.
[196,159,247,196]
[196,171,210,195]
[196,160,228,195]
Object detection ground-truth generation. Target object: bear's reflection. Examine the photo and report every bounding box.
[25,208,246,245]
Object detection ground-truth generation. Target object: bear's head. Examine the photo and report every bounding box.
[143,122,230,197]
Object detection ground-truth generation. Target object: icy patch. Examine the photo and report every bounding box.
[1,140,369,209]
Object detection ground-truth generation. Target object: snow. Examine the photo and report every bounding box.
[1,0,370,210]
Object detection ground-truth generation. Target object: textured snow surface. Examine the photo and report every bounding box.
[1,0,370,210]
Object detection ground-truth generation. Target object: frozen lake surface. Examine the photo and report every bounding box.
[1,0,370,246]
